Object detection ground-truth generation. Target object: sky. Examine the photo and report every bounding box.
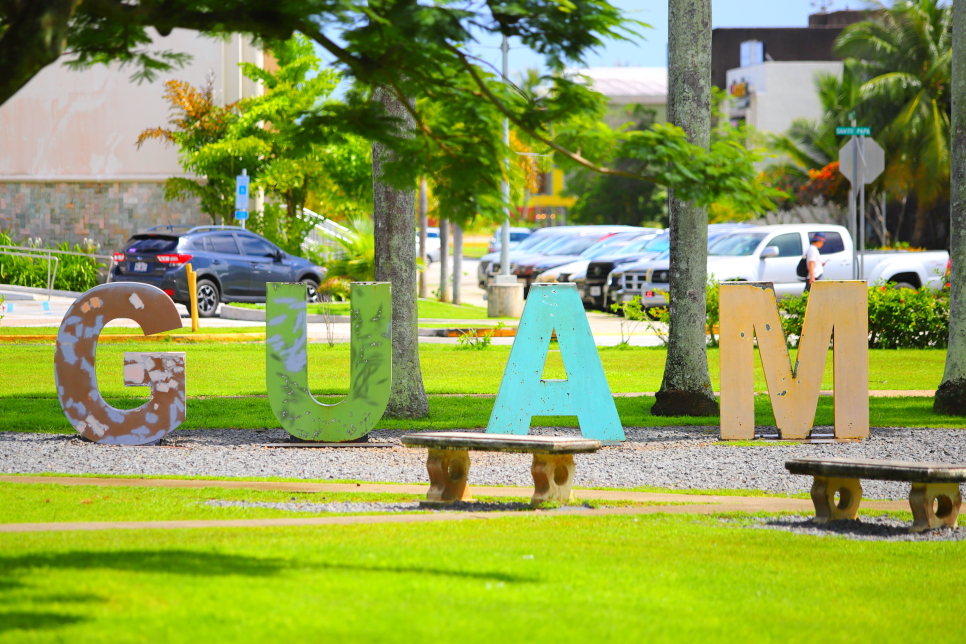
[463,0,831,75]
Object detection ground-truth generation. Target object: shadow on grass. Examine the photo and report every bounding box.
[0,612,86,634]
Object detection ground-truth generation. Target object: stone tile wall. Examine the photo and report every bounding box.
[0,181,207,250]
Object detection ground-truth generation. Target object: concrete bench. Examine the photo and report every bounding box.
[786,457,966,532]
[400,432,601,506]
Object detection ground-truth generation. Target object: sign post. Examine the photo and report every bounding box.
[235,170,250,229]
[838,124,884,279]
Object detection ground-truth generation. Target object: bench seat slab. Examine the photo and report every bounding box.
[401,432,600,454]
[531,454,576,506]
[425,449,472,504]
[810,476,863,523]
[909,483,962,533]
[787,458,966,483]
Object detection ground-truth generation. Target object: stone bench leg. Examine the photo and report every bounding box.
[810,476,863,523]
[909,483,962,533]
[425,449,472,504]
[531,454,575,507]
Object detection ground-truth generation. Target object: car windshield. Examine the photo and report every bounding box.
[580,233,638,259]
[550,235,607,256]
[515,232,562,252]
[709,233,767,256]
[615,235,661,256]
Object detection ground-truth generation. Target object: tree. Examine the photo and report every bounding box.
[652,0,717,417]
[934,0,966,415]
[836,0,951,247]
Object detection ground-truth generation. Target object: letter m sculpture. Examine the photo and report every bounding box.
[719,281,868,440]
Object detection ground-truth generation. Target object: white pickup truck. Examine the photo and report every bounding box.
[609,224,949,308]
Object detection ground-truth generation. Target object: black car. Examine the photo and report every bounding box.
[111,225,326,317]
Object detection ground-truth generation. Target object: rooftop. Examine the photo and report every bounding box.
[567,67,667,104]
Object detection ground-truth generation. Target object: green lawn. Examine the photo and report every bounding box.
[2,394,962,432]
[0,514,962,642]
[0,344,948,398]
[230,298,504,320]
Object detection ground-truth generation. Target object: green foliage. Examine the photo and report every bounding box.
[313,217,376,283]
[780,283,949,349]
[706,276,721,347]
[610,276,720,347]
[456,323,507,350]
[0,232,104,293]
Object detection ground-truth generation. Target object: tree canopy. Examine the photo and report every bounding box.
[3,0,780,226]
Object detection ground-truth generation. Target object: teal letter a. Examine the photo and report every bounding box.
[486,283,624,441]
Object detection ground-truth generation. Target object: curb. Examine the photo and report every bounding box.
[0,333,266,343]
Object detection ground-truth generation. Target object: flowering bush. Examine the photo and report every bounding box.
[797,161,850,205]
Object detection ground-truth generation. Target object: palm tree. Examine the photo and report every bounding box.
[836,0,951,247]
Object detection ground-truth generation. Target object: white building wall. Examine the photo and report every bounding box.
[726,61,843,135]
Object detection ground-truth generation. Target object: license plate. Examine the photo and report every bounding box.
[134,262,148,272]
[590,286,602,296]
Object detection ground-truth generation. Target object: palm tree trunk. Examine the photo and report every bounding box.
[372,88,429,418]
[439,219,451,302]
[453,223,463,305]
[935,0,966,414]
[910,202,931,248]
[652,0,718,417]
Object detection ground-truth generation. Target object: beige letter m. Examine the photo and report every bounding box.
[719,281,868,440]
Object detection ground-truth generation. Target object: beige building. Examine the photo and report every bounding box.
[0,30,264,249]
[572,66,667,128]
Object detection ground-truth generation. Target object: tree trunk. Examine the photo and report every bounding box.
[453,223,463,305]
[652,0,718,417]
[0,0,81,107]
[418,177,429,299]
[910,201,931,248]
[372,88,429,418]
[439,219,451,302]
[935,0,966,414]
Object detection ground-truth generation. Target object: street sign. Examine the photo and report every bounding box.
[836,126,872,136]
[839,137,885,185]
[234,210,249,221]
[235,172,250,211]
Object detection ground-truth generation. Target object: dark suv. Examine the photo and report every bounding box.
[111,225,326,317]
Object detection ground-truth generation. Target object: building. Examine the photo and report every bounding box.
[718,11,869,135]
[0,31,265,250]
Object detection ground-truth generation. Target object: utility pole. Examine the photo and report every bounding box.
[486,35,524,318]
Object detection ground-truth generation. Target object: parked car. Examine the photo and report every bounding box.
[499,226,639,293]
[416,227,442,263]
[576,224,749,309]
[111,225,326,317]
[532,229,662,285]
[609,224,950,310]
[487,227,533,253]
[477,226,580,287]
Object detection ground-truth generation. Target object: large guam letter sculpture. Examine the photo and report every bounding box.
[719,281,868,440]
[55,283,186,445]
[486,283,624,441]
[266,282,392,441]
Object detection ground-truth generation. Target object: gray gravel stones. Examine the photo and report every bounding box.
[3,426,966,501]
[733,515,966,542]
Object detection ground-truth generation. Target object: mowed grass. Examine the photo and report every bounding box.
[0,343,947,397]
[0,514,963,642]
[0,482,669,523]
[3,394,961,432]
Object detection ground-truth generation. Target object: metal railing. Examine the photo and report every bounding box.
[0,245,115,301]
[301,208,353,259]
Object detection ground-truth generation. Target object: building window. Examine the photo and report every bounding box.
[740,40,764,67]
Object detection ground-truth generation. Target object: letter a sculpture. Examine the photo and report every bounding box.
[55,283,186,445]
[486,283,624,441]
[266,282,392,441]
[719,281,868,440]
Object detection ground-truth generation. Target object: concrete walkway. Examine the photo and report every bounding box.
[0,475,909,533]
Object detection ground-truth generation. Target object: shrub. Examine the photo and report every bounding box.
[779,282,949,349]
[0,232,105,293]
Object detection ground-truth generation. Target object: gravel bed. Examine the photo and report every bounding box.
[729,515,966,542]
[2,426,966,500]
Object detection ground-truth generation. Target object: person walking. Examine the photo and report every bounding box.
[805,232,827,292]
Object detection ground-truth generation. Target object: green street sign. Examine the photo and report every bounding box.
[836,126,872,136]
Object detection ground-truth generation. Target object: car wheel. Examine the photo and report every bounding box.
[893,281,917,290]
[301,278,320,302]
[196,279,220,317]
